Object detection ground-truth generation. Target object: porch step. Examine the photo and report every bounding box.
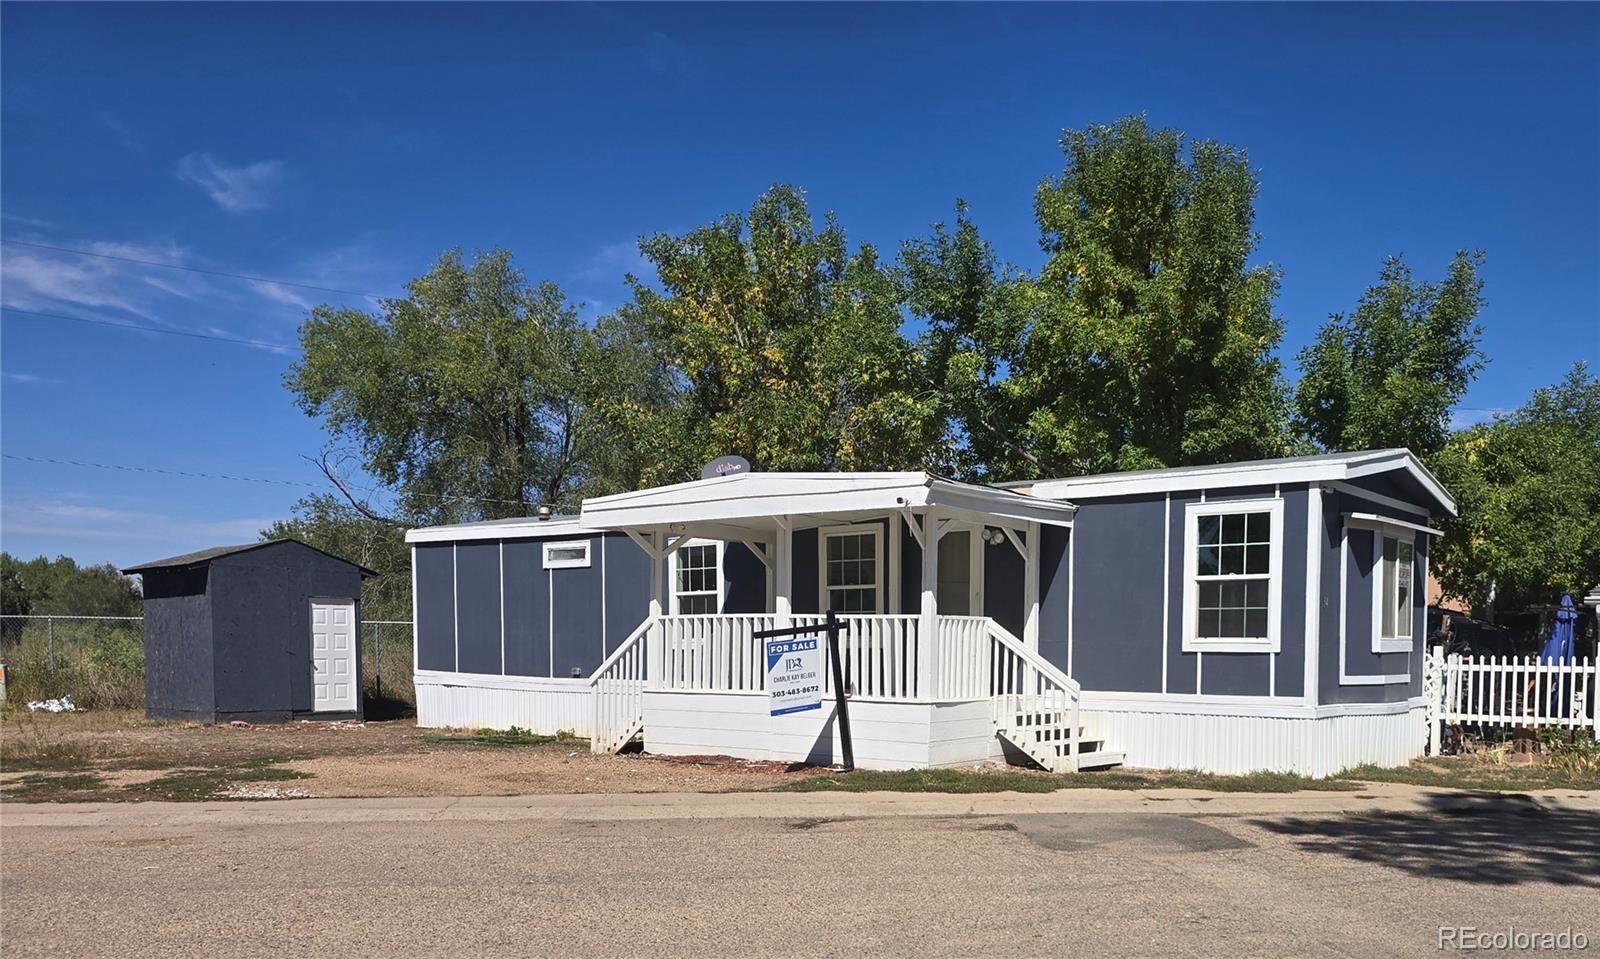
[1074,749,1125,770]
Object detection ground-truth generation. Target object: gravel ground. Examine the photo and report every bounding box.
[0,712,833,795]
[4,794,1596,959]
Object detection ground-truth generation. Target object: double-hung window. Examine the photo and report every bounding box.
[1375,533,1415,652]
[821,526,881,613]
[1182,499,1283,652]
[672,541,721,614]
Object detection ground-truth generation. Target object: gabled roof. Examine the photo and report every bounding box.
[122,539,378,577]
[579,471,1076,535]
[1011,448,1455,516]
[405,515,604,544]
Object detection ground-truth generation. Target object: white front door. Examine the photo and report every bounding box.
[311,599,357,712]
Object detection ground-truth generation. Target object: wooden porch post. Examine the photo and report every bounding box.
[1024,521,1041,649]
[918,510,942,699]
[646,531,664,685]
[774,516,792,628]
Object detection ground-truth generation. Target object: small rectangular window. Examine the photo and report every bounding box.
[542,540,590,569]
[1378,534,1414,647]
[821,526,882,613]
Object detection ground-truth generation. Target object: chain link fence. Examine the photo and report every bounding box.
[0,615,415,710]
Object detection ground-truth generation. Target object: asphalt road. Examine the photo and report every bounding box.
[4,791,1596,958]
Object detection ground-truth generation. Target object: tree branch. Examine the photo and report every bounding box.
[306,452,408,528]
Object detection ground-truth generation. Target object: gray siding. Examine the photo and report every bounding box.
[791,528,819,614]
[722,542,768,614]
[502,539,548,677]
[551,558,604,678]
[140,567,213,718]
[1319,486,1430,705]
[1063,485,1312,699]
[414,543,457,672]
[455,542,503,675]
[1069,494,1167,693]
[1037,525,1071,675]
[983,532,1026,638]
[603,534,651,650]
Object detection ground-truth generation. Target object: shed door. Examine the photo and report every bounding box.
[311,599,357,712]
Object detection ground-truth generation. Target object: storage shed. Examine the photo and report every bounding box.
[123,540,375,723]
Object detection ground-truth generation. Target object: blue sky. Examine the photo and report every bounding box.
[2,3,1596,569]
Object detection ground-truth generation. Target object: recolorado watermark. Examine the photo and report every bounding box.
[1440,927,1588,951]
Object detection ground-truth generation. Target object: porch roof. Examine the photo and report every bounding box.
[578,471,1075,538]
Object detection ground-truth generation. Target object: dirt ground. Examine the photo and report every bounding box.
[0,710,832,798]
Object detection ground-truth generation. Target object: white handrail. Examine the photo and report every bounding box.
[589,616,655,754]
[984,619,1082,772]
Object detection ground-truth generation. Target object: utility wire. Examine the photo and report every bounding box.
[0,238,389,300]
[1,306,298,352]
[2,454,534,509]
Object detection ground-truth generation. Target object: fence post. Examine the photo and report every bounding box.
[374,622,382,699]
[1425,644,1444,755]
[47,616,55,673]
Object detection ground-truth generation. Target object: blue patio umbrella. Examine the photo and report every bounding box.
[1537,595,1578,719]
[1539,595,1578,666]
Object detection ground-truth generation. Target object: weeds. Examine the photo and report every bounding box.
[1,771,113,802]
[773,767,1360,794]
[131,757,312,802]
[422,725,586,748]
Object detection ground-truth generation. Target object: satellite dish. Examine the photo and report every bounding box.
[701,455,752,480]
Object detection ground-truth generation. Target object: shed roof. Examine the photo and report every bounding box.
[122,539,378,577]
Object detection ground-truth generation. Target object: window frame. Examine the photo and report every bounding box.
[670,539,724,615]
[1371,531,1417,654]
[541,539,591,570]
[1181,498,1284,653]
[817,523,884,614]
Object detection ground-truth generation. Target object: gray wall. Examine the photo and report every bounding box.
[1318,481,1430,705]
[141,567,213,719]
[415,531,653,680]
[210,543,364,719]
[1062,486,1310,698]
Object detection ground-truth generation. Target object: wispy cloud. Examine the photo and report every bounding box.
[247,279,313,310]
[96,111,143,153]
[575,239,652,284]
[4,371,66,386]
[0,498,278,545]
[1,212,56,229]
[641,32,703,83]
[175,152,284,212]
[1449,407,1510,430]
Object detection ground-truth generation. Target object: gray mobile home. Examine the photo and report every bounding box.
[407,449,1450,775]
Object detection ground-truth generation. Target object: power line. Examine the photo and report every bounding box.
[2,453,534,509]
[1,238,389,300]
[1,306,298,352]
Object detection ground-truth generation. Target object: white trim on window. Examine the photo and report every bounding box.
[541,540,591,569]
[1370,530,1416,654]
[671,539,724,615]
[817,523,884,614]
[1181,498,1284,653]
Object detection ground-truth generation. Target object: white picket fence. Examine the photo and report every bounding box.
[1426,646,1599,752]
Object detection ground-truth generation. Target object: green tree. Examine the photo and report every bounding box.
[616,185,939,478]
[900,201,1034,480]
[0,553,141,616]
[1431,363,1600,611]
[286,249,650,520]
[262,496,412,621]
[1001,115,1290,477]
[1294,251,1486,455]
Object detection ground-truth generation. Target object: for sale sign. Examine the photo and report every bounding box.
[766,636,822,716]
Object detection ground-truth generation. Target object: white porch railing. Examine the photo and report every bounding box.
[982,620,1084,772]
[660,614,921,699]
[1427,648,1598,748]
[589,617,653,754]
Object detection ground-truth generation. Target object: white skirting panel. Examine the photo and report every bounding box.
[1085,702,1427,777]
[413,671,593,737]
[644,691,994,771]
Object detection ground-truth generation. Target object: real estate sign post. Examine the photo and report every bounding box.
[757,610,854,770]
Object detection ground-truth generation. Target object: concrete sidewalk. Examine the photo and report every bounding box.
[7,781,1598,829]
